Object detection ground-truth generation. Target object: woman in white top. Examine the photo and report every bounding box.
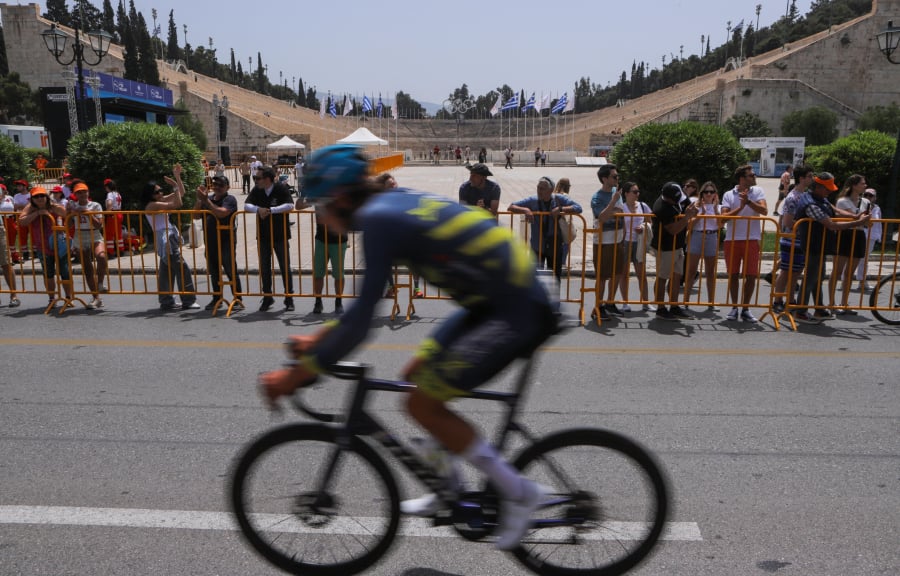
[831,174,870,313]
[684,181,722,311]
[855,188,882,291]
[617,181,651,312]
[140,163,198,311]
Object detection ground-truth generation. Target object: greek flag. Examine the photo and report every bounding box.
[551,93,568,115]
[376,95,383,118]
[328,95,337,118]
[362,94,373,113]
[522,93,536,112]
[500,94,519,111]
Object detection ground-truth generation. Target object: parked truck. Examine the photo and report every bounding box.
[0,124,51,150]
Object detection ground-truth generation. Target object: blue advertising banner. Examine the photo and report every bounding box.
[81,69,174,108]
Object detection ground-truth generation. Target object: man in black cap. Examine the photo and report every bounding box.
[458,163,501,218]
[652,182,699,321]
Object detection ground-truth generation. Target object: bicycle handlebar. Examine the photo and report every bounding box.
[286,360,369,423]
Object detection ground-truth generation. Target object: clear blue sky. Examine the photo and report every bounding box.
[85,0,812,106]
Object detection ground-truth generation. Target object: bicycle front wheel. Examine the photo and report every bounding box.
[230,424,400,576]
[510,428,669,576]
[870,272,900,325]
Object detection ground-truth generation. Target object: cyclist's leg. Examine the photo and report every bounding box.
[404,304,551,548]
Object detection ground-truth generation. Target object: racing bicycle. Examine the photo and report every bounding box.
[870,270,900,325]
[230,356,669,576]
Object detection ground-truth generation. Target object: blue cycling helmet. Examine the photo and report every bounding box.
[301,144,370,203]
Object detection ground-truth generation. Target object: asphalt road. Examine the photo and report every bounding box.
[1,293,898,576]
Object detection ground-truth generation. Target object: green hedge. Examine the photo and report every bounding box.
[66,122,203,210]
[611,121,749,204]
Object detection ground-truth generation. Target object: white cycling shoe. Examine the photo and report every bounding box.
[400,493,445,517]
[495,480,550,551]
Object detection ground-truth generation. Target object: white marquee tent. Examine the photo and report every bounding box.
[337,127,388,146]
[267,135,306,150]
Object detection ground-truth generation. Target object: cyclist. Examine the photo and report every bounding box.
[259,144,556,550]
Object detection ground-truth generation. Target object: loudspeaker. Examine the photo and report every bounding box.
[218,115,227,140]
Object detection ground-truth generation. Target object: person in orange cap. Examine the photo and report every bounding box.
[18,187,74,306]
[67,181,107,309]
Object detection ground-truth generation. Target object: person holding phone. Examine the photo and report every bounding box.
[831,174,870,313]
[855,188,882,292]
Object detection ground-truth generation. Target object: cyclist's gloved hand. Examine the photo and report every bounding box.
[286,335,318,359]
[258,365,316,411]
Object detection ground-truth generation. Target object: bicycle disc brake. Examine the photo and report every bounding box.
[294,491,339,528]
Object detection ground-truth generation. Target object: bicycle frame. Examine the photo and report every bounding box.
[295,358,556,520]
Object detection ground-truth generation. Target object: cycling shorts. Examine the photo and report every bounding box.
[410,303,552,402]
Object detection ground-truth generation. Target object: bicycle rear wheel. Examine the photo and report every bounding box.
[230,424,400,576]
[870,272,900,325]
[510,428,669,576]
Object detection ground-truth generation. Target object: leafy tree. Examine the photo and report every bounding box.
[296,77,307,107]
[172,101,207,152]
[724,112,772,140]
[858,104,900,136]
[306,86,318,111]
[0,72,42,124]
[803,130,897,207]
[116,0,128,47]
[72,0,102,32]
[101,0,116,42]
[611,121,749,205]
[121,17,139,80]
[136,12,159,85]
[256,53,266,94]
[0,134,32,182]
[781,106,838,145]
[44,0,71,26]
[394,91,425,119]
[66,121,203,210]
[166,9,179,61]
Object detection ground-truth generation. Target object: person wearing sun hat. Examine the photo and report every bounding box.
[459,162,501,218]
[792,171,871,324]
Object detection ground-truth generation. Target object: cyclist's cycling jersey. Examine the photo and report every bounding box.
[305,189,551,373]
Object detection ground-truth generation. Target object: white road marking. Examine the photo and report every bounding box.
[0,505,702,541]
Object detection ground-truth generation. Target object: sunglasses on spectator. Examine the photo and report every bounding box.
[863,192,875,199]
[702,189,716,194]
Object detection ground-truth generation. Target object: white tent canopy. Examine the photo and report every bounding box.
[337,127,388,146]
[267,135,306,149]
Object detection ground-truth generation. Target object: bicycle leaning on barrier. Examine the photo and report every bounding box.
[230,348,670,576]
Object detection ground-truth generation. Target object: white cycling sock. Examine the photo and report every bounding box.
[462,438,524,501]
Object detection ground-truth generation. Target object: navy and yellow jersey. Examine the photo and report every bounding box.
[307,188,548,370]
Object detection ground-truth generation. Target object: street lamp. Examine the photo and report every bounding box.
[875,20,900,231]
[42,22,113,134]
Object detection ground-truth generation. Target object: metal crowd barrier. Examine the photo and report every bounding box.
[2,206,898,328]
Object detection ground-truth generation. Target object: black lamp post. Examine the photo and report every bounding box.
[875,20,900,234]
[42,23,113,134]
